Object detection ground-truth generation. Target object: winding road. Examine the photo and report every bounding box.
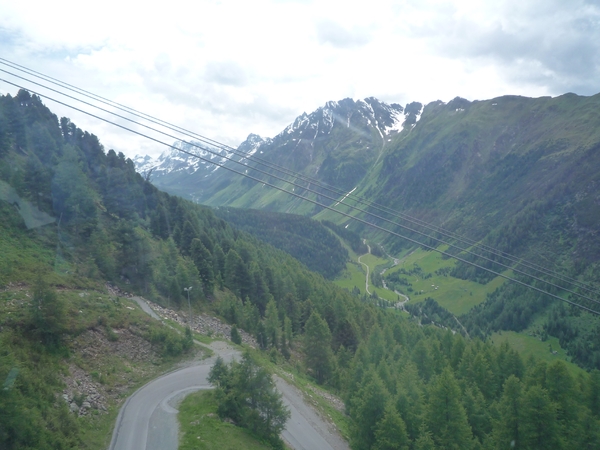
[357,240,372,295]
[357,242,410,308]
[109,300,349,450]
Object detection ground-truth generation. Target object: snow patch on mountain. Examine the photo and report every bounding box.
[134,96,420,188]
[134,134,265,179]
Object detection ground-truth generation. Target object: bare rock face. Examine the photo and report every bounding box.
[61,325,162,416]
[147,300,257,347]
[62,363,106,417]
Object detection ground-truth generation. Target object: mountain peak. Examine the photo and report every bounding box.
[135,95,421,199]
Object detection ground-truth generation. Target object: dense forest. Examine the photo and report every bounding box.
[213,207,349,279]
[147,92,600,375]
[1,90,599,449]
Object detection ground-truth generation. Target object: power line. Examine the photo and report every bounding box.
[1,57,595,297]
[2,78,598,316]
[3,75,598,309]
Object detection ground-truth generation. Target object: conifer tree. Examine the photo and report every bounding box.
[303,310,333,384]
[588,370,600,417]
[492,375,522,449]
[462,385,491,444]
[545,361,580,443]
[190,238,214,294]
[373,401,410,450]
[224,249,244,297]
[413,425,436,450]
[264,299,281,349]
[520,385,561,449]
[412,340,434,381]
[350,371,389,450]
[395,362,424,441]
[212,244,226,281]
[180,220,197,253]
[230,325,242,345]
[426,367,473,450]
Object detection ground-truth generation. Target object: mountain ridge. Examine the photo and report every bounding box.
[134,96,422,204]
[133,91,600,369]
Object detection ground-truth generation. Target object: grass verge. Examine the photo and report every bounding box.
[178,389,274,450]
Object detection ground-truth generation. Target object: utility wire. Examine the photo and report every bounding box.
[1,78,599,316]
[1,57,595,296]
[2,75,598,309]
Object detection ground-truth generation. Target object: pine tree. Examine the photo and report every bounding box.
[520,385,561,449]
[179,220,197,253]
[264,299,281,349]
[303,311,333,384]
[412,340,434,381]
[426,368,473,450]
[395,362,424,442]
[224,249,244,297]
[463,385,491,444]
[545,361,580,444]
[588,370,600,417]
[373,401,409,450]
[224,249,253,301]
[190,238,214,294]
[492,375,522,450]
[212,244,226,281]
[350,371,389,450]
[413,425,436,450]
[230,325,242,345]
[209,352,290,447]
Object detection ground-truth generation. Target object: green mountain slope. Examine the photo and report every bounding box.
[213,207,349,279]
[2,89,600,450]
[141,92,600,368]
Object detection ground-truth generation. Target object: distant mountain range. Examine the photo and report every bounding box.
[136,92,600,268]
[134,97,422,207]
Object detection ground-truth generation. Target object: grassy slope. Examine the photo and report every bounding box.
[179,390,273,450]
[491,331,583,379]
[334,243,506,315]
[1,281,208,449]
[390,248,506,315]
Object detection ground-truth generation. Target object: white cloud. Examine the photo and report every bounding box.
[0,0,599,158]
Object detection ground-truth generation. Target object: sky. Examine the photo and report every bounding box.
[1,0,599,159]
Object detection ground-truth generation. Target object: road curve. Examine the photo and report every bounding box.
[109,300,349,450]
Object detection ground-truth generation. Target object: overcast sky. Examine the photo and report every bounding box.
[1,0,599,159]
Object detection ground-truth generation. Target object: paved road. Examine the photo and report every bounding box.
[109,299,349,450]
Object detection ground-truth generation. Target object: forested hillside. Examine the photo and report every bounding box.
[213,207,349,278]
[136,92,600,371]
[1,90,599,449]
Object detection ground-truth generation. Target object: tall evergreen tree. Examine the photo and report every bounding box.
[190,238,214,294]
[426,368,473,450]
[373,401,410,450]
[545,361,580,444]
[264,299,281,349]
[588,369,600,418]
[395,362,424,442]
[179,220,197,253]
[492,375,522,450]
[413,425,436,450]
[350,371,389,450]
[520,385,561,449]
[303,310,334,384]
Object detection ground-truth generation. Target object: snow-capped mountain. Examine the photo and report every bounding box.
[273,97,420,143]
[134,137,258,179]
[134,97,422,205]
